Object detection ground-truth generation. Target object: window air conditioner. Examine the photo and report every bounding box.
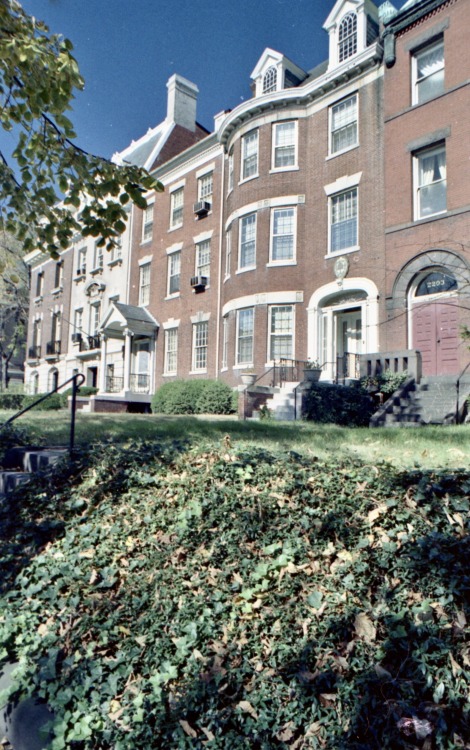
[193,201,210,217]
[71,333,82,343]
[190,275,208,290]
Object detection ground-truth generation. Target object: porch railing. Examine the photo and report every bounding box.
[79,334,101,352]
[130,373,150,393]
[336,352,360,383]
[105,376,124,393]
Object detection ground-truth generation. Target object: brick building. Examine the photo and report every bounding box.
[24,0,470,412]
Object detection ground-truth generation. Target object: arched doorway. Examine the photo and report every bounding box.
[48,367,59,392]
[410,269,459,376]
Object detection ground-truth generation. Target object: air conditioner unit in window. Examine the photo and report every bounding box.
[190,275,208,291]
[193,201,210,217]
[71,333,82,343]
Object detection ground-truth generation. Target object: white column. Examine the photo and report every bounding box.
[99,334,108,393]
[123,329,132,392]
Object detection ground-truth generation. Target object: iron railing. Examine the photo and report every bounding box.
[105,376,124,393]
[46,340,61,356]
[130,373,150,393]
[0,372,85,457]
[28,345,41,359]
[79,334,101,352]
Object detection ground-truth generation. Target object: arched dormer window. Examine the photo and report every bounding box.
[339,13,357,63]
[263,66,277,94]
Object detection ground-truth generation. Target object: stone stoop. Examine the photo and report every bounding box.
[0,447,68,502]
[371,376,470,427]
[269,382,300,421]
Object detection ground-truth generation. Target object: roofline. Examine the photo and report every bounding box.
[384,0,449,33]
[150,131,219,180]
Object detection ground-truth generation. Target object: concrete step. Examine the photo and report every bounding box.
[2,447,68,472]
[0,472,32,496]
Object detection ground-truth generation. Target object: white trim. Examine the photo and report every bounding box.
[327,185,359,256]
[324,172,362,196]
[193,229,214,244]
[138,254,153,266]
[267,303,296,364]
[196,162,215,179]
[225,195,304,231]
[222,290,303,317]
[269,206,297,264]
[169,179,186,193]
[190,312,211,324]
[271,120,298,172]
[166,242,183,255]
[328,92,359,157]
[162,319,180,330]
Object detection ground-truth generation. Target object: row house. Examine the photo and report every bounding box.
[24,0,470,411]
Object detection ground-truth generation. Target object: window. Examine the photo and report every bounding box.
[263,66,277,94]
[330,188,358,253]
[198,173,213,205]
[139,263,151,306]
[415,144,446,220]
[222,316,228,369]
[142,204,154,242]
[109,237,122,263]
[90,302,101,335]
[54,261,63,289]
[192,321,208,371]
[270,208,295,263]
[272,121,297,169]
[228,149,234,192]
[239,214,256,270]
[269,306,293,360]
[51,311,61,343]
[330,95,358,155]
[225,229,232,278]
[236,308,254,365]
[170,188,184,228]
[33,318,41,347]
[196,239,211,281]
[167,251,181,295]
[31,371,39,395]
[35,271,44,297]
[93,242,103,271]
[241,131,258,180]
[339,13,357,62]
[415,270,457,297]
[77,247,87,276]
[413,39,444,105]
[164,328,178,374]
[73,308,83,334]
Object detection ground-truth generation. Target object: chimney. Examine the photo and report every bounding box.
[166,74,199,132]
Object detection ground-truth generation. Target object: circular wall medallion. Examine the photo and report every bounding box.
[334,256,349,281]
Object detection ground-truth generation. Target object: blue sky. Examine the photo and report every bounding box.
[4,0,409,162]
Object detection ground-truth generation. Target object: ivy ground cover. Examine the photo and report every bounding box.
[0,440,468,749]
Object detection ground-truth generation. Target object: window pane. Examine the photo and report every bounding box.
[240,214,256,268]
[415,42,444,103]
[417,147,446,218]
[274,122,296,168]
[270,306,293,360]
[339,13,357,62]
[168,252,181,294]
[165,328,178,373]
[171,189,184,226]
[243,132,258,179]
[193,322,208,370]
[237,308,254,364]
[331,189,358,252]
[263,66,277,93]
[272,208,294,261]
[196,240,211,279]
[331,96,357,153]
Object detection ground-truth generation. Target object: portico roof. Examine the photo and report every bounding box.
[100,302,159,338]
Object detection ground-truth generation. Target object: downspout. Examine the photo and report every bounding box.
[215,149,225,380]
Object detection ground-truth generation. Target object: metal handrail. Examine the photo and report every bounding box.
[455,361,470,424]
[0,372,86,457]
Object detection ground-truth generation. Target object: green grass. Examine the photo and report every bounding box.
[1,409,469,469]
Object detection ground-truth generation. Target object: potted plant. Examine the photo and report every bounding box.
[240,369,257,386]
[303,359,322,383]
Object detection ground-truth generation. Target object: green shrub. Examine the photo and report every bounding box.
[0,393,25,410]
[195,380,236,414]
[22,393,64,411]
[59,385,98,407]
[361,370,409,395]
[152,379,236,415]
[302,382,374,426]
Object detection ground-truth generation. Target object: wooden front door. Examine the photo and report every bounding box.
[413,299,459,376]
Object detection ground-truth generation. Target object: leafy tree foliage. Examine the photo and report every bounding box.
[0,228,28,388]
[0,0,162,257]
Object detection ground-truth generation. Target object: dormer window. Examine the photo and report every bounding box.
[339,13,357,63]
[263,66,277,94]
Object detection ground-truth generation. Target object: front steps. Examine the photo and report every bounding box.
[371,375,470,427]
[0,447,68,501]
[267,382,300,421]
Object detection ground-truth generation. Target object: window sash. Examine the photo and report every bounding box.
[193,322,208,371]
[414,42,444,103]
[228,151,234,192]
[165,328,178,374]
[139,263,151,306]
[242,131,258,179]
[339,13,357,62]
[271,208,295,262]
[263,66,277,94]
[142,204,154,242]
[171,189,184,226]
[331,95,358,154]
[90,303,101,335]
[222,316,228,369]
[273,122,296,168]
[168,252,181,295]
[54,262,63,288]
[269,306,293,360]
[239,214,256,269]
[196,240,211,279]
[330,189,358,253]
[225,229,232,277]
[237,308,254,365]
[36,272,44,297]
[74,309,83,333]
[416,146,446,218]
[198,173,213,203]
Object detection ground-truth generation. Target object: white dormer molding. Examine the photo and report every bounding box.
[324,0,379,72]
[250,48,307,98]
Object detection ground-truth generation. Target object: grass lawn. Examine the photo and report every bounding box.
[1,409,470,469]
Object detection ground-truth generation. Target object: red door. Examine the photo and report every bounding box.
[413,299,459,376]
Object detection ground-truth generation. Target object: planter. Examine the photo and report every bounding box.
[303,368,322,383]
[241,373,257,386]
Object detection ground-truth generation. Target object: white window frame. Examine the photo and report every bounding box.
[269,207,296,265]
[412,38,444,106]
[54,261,63,289]
[338,12,357,63]
[73,308,83,335]
[236,308,254,366]
[164,327,178,375]
[228,149,234,193]
[195,239,211,282]
[329,94,358,156]
[35,271,44,297]
[142,203,154,243]
[139,262,151,306]
[90,302,101,336]
[197,172,213,205]
[93,242,103,271]
[272,121,297,171]
[329,187,359,255]
[263,66,278,94]
[238,213,257,271]
[192,321,208,372]
[76,247,87,276]
[222,315,229,370]
[241,130,259,182]
[170,187,184,228]
[268,305,294,362]
[167,250,181,297]
[225,228,232,279]
[414,143,447,221]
